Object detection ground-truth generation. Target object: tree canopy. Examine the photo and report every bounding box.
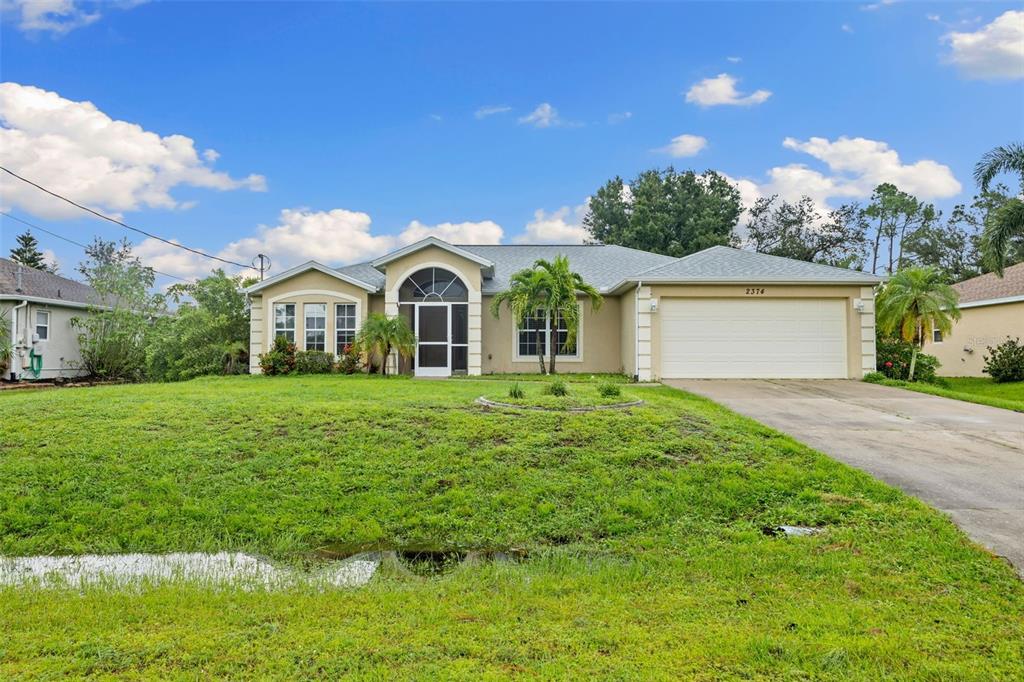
[744,196,867,267]
[9,231,57,273]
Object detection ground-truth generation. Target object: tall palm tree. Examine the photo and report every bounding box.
[354,313,416,376]
[490,268,550,373]
[535,255,603,375]
[974,142,1024,276]
[876,267,960,381]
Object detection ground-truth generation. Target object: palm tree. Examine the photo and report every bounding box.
[974,142,1024,275]
[354,313,416,376]
[490,268,550,373]
[876,267,960,381]
[535,255,603,375]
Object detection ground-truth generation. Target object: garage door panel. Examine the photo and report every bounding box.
[660,298,847,379]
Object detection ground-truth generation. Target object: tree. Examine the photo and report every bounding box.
[863,184,938,275]
[745,196,867,267]
[974,142,1024,275]
[72,238,165,380]
[876,267,960,381]
[490,268,552,373]
[9,231,57,273]
[354,313,416,376]
[534,255,603,374]
[583,168,742,257]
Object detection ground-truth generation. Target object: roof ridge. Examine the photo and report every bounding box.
[717,244,878,278]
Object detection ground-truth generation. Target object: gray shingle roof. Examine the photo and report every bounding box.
[953,261,1024,304]
[0,257,101,306]
[336,261,386,289]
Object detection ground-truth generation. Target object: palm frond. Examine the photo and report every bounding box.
[974,142,1024,191]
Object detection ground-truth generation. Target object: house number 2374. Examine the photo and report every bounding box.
[745,287,766,295]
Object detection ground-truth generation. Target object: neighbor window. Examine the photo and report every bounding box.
[516,308,578,358]
[35,310,49,341]
[932,329,943,343]
[274,303,296,343]
[304,303,326,351]
[335,303,356,354]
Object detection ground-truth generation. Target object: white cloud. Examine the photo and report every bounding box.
[474,104,511,119]
[861,0,897,11]
[726,56,742,63]
[518,102,562,128]
[944,10,1024,80]
[398,220,503,245]
[658,134,708,158]
[607,111,632,124]
[515,204,589,244]
[685,74,772,107]
[926,14,941,22]
[841,23,854,33]
[2,0,145,36]
[0,82,266,220]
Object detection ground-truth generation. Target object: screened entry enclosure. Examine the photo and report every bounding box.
[399,267,469,376]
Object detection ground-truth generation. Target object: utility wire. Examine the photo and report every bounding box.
[1,210,192,282]
[0,166,253,269]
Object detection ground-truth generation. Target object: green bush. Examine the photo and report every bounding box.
[984,337,1024,383]
[597,381,621,398]
[508,382,525,399]
[545,378,568,397]
[863,371,886,384]
[259,336,297,375]
[876,337,941,383]
[337,343,361,375]
[295,350,335,374]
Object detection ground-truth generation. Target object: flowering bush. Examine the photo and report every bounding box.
[983,337,1024,383]
[876,337,940,383]
[337,344,361,375]
[259,336,297,375]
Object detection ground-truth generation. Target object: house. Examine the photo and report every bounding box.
[925,262,1024,377]
[244,237,882,380]
[0,257,101,381]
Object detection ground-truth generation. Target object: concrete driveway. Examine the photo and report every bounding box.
[665,379,1024,576]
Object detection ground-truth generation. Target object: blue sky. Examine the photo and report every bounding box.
[1,1,1022,284]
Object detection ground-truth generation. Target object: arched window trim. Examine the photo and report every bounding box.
[398,267,469,303]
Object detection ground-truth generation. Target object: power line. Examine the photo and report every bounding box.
[1,210,192,282]
[0,165,254,270]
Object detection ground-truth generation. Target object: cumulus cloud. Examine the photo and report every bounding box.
[515,204,590,244]
[474,104,511,119]
[398,220,503,245]
[518,103,564,128]
[658,134,708,158]
[0,82,266,220]
[685,73,771,107]
[2,0,145,36]
[944,10,1024,80]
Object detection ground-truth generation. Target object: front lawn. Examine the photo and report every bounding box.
[869,375,1024,412]
[1,376,1021,678]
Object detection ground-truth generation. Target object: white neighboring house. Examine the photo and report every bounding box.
[1,257,102,381]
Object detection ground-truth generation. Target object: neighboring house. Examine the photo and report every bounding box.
[245,237,882,380]
[925,262,1024,377]
[0,257,100,381]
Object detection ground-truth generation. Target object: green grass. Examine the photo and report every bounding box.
[481,383,640,409]
[1,375,1021,678]
[456,371,633,383]
[870,376,1024,412]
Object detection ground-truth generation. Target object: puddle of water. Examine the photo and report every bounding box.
[0,552,380,589]
[762,525,823,537]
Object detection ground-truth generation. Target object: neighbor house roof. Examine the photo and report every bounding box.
[0,257,102,308]
[953,262,1024,308]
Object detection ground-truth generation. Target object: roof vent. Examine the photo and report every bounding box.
[15,264,23,293]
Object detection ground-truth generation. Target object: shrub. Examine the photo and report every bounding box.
[337,344,361,375]
[545,378,568,397]
[597,381,621,398]
[259,336,297,375]
[295,350,335,374]
[984,337,1024,383]
[876,337,940,383]
[508,382,525,399]
[862,371,887,384]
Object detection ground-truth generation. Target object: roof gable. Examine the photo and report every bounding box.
[244,260,378,294]
[370,237,495,270]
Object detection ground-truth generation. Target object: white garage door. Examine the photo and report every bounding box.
[660,298,848,379]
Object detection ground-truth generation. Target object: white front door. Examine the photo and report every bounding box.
[415,304,450,377]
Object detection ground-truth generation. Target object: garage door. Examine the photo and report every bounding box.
[660,298,847,378]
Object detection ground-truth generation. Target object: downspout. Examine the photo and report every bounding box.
[10,299,28,381]
[634,281,641,382]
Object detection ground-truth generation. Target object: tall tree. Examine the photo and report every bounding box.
[744,196,867,267]
[974,142,1024,275]
[583,168,742,257]
[876,267,960,381]
[862,184,937,275]
[9,231,57,273]
[534,255,603,374]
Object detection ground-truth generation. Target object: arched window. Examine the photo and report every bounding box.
[398,267,468,302]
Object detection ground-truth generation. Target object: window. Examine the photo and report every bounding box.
[516,309,578,358]
[932,329,944,343]
[304,303,326,351]
[35,310,50,341]
[336,303,356,355]
[274,303,296,343]
[398,267,468,302]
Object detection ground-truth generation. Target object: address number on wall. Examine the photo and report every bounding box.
[745,287,766,295]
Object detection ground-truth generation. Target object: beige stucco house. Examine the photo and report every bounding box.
[245,237,882,380]
[925,262,1024,377]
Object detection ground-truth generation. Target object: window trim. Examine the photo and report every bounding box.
[35,309,50,341]
[932,329,944,344]
[273,302,296,344]
[303,302,327,352]
[512,305,583,363]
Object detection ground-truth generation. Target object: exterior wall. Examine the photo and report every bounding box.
[620,287,637,378]
[481,294,624,374]
[249,270,371,374]
[2,300,89,380]
[924,301,1024,377]
[642,283,876,380]
[382,245,483,375]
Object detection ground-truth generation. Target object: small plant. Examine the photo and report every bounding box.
[337,344,360,375]
[546,378,568,397]
[862,371,886,384]
[295,350,335,374]
[876,337,941,383]
[259,335,297,375]
[984,337,1024,383]
[597,381,621,398]
[508,382,525,399]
